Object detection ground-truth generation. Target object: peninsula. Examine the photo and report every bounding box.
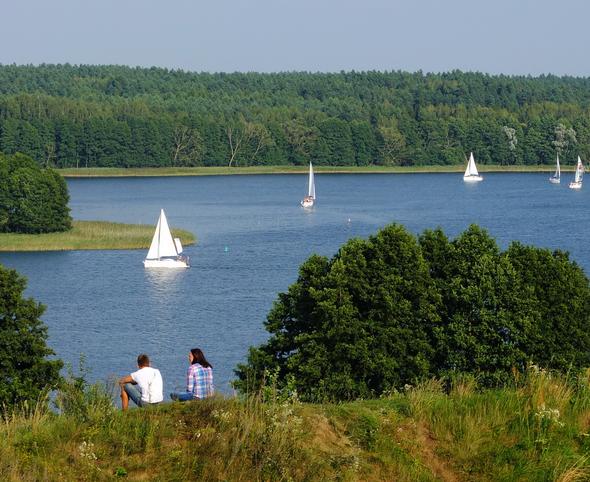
[0,220,196,252]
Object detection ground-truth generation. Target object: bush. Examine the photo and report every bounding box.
[236,224,590,400]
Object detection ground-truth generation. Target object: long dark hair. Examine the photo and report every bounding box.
[190,348,212,368]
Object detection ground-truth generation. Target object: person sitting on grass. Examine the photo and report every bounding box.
[170,348,214,401]
[119,353,164,410]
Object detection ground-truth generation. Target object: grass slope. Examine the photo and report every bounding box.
[0,221,196,252]
[2,368,590,481]
[57,165,564,178]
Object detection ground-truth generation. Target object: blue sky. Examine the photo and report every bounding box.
[1,0,588,75]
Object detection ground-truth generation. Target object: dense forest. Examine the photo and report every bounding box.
[0,64,589,168]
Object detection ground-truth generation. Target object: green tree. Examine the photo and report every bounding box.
[0,152,71,233]
[237,223,590,400]
[420,226,533,385]
[505,242,590,371]
[235,224,441,401]
[0,264,63,408]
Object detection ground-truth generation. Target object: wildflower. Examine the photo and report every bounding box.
[78,441,97,461]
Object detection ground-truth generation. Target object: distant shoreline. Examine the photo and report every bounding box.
[0,221,196,252]
[58,165,562,178]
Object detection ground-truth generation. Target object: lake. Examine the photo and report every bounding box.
[1,172,588,397]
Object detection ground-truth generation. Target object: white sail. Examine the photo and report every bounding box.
[308,162,316,199]
[145,209,178,260]
[146,216,161,260]
[174,237,183,254]
[465,152,479,177]
[575,156,584,183]
[549,153,561,183]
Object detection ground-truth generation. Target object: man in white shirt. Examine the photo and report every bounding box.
[119,353,164,410]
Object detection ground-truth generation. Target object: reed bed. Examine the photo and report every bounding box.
[0,221,196,251]
[57,164,561,178]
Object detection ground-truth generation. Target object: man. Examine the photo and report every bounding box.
[119,353,163,410]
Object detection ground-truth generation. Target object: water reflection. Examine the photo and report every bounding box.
[144,268,190,299]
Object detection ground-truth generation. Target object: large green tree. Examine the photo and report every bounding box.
[0,152,72,233]
[0,265,62,408]
[237,224,590,400]
[235,224,442,401]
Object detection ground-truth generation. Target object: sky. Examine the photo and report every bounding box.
[1,0,589,76]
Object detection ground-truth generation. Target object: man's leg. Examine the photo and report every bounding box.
[123,383,143,409]
[120,384,129,411]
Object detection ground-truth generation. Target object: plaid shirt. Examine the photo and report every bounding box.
[186,363,214,399]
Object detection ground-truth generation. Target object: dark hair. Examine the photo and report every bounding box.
[137,353,150,367]
[190,348,212,368]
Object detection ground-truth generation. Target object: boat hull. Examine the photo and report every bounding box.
[144,257,190,268]
[463,175,483,182]
[569,181,583,190]
[549,177,560,184]
[300,199,314,208]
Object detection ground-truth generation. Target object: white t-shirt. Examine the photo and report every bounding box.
[131,366,164,403]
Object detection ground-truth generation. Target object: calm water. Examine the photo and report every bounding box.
[1,173,588,396]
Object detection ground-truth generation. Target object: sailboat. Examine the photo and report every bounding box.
[143,209,190,268]
[549,153,561,184]
[300,162,316,207]
[569,156,584,190]
[463,152,483,182]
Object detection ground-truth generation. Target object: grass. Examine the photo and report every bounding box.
[3,366,590,481]
[57,164,566,177]
[0,221,196,252]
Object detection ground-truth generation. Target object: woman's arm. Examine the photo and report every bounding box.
[186,366,195,394]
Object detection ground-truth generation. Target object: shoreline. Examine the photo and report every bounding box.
[0,220,196,252]
[57,165,563,178]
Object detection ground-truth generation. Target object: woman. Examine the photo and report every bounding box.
[170,348,214,401]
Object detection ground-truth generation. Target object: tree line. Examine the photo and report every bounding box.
[0,65,589,168]
[235,224,590,401]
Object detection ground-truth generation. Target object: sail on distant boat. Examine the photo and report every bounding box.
[549,153,561,184]
[463,152,483,182]
[569,156,584,190]
[300,162,316,207]
[143,209,189,268]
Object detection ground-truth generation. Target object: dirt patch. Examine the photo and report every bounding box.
[308,413,357,456]
[396,420,461,482]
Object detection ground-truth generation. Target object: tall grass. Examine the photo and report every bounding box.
[57,164,561,178]
[0,220,196,251]
[3,365,590,480]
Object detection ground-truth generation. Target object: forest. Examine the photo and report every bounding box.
[0,64,589,168]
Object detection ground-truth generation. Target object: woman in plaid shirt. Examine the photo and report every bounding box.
[170,348,214,401]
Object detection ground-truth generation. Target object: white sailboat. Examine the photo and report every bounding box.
[300,162,316,207]
[463,152,483,182]
[549,153,560,184]
[569,156,584,190]
[143,209,189,268]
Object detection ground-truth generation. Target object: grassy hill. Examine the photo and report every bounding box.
[2,367,589,481]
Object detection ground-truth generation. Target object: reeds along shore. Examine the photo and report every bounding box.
[2,366,590,481]
[0,221,196,252]
[56,164,567,178]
